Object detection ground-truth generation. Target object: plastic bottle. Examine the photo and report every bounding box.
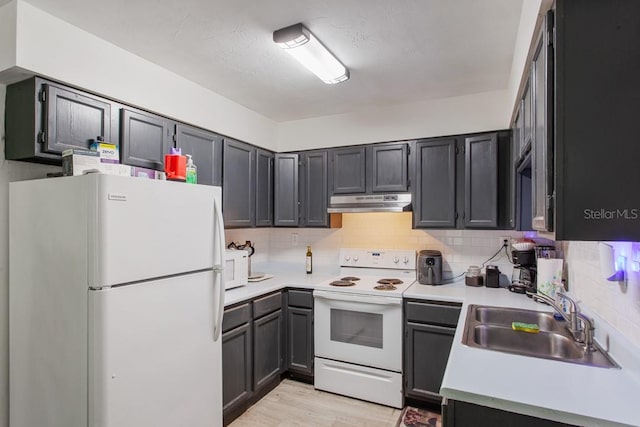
[553,281,566,321]
[306,246,313,274]
[186,154,197,184]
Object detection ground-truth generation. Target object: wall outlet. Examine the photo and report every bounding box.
[291,233,299,246]
[499,236,511,248]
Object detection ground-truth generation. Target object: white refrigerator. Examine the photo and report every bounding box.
[9,174,226,427]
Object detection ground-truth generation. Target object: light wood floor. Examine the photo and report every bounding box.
[230,379,403,427]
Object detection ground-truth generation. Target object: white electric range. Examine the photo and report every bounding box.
[313,248,417,409]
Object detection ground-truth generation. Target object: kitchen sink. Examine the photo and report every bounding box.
[462,305,619,369]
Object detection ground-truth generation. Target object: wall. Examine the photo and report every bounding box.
[0,2,16,73]
[563,241,640,348]
[0,84,60,427]
[277,90,511,151]
[2,0,278,151]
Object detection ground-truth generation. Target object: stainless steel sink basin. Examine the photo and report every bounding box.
[462,305,619,369]
[474,306,565,333]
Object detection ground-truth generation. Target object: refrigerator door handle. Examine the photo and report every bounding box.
[212,195,226,341]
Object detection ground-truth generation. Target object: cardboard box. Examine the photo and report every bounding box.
[89,141,119,163]
[130,166,161,179]
[62,149,131,177]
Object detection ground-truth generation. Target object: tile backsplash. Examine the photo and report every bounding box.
[228,212,525,279]
[562,241,640,348]
[226,216,640,349]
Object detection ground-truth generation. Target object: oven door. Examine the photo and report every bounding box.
[313,290,402,372]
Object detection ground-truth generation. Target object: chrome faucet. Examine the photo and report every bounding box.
[526,291,596,352]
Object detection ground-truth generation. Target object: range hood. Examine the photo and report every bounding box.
[327,194,412,213]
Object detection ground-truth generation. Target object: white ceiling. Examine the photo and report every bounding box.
[19,0,523,122]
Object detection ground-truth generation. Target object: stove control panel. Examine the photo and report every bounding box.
[339,248,416,269]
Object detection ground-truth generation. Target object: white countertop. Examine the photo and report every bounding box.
[405,281,640,427]
[224,265,640,426]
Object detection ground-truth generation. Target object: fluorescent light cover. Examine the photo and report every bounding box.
[274,24,349,85]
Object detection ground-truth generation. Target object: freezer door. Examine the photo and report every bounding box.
[89,271,222,426]
[89,175,222,287]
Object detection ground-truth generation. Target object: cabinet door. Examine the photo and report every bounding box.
[330,147,366,194]
[44,84,112,154]
[370,143,408,192]
[413,138,457,228]
[253,309,284,392]
[274,153,299,226]
[222,322,252,417]
[223,139,255,228]
[531,13,554,232]
[301,151,329,227]
[405,322,455,402]
[521,77,533,155]
[121,109,172,170]
[175,124,222,186]
[286,307,313,376]
[464,134,498,228]
[255,149,274,227]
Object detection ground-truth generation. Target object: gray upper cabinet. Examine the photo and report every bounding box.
[300,150,329,227]
[5,77,117,164]
[255,149,275,227]
[464,134,498,228]
[521,77,533,156]
[121,108,172,170]
[369,143,409,193]
[274,153,300,227]
[175,124,222,186]
[413,138,457,228]
[223,139,255,228]
[530,12,554,233]
[330,146,366,194]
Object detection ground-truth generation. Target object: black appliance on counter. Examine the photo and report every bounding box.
[418,250,443,285]
[509,249,536,294]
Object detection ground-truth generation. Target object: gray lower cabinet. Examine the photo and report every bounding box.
[222,292,284,425]
[443,400,575,427]
[253,308,284,392]
[175,124,223,186]
[5,77,117,164]
[121,108,172,170]
[404,300,461,404]
[330,146,366,194]
[255,149,274,226]
[286,289,314,377]
[223,139,255,227]
[274,153,300,226]
[222,303,252,420]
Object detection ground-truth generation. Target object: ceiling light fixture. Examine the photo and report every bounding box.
[273,23,349,85]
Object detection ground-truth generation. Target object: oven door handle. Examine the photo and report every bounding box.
[313,290,402,306]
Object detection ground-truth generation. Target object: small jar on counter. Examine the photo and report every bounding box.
[465,265,484,287]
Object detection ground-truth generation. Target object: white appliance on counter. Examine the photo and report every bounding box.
[314,248,416,409]
[9,174,226,427]
[225,248,249,289]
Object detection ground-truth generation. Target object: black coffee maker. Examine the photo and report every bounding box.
[509,249,537,294]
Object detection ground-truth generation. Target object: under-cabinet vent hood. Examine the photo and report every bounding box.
[327,194,412,213]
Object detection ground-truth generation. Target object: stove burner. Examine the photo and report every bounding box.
[374,284,397,291]
[330,280,356,287]
[340,276,360,281]
[377,278,403,285]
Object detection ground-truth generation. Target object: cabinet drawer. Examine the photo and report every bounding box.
[253,292,282,319]
[405,301,461,327]
[288,289,313,309]
[222,302,251,333]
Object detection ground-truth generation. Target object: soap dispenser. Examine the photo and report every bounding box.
[186,154,197,184]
